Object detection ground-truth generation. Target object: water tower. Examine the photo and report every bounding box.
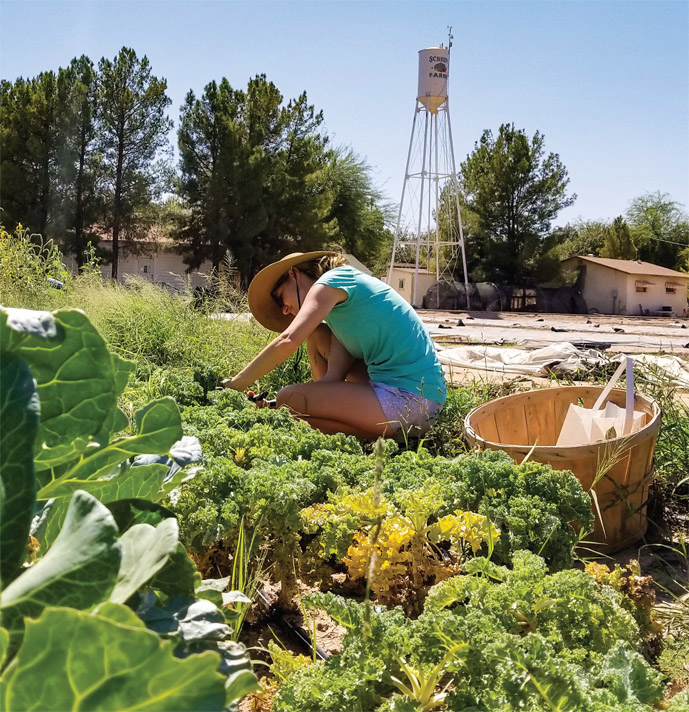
[387,30,470,309]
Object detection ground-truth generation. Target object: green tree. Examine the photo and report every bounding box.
[0,59,104,266]
[178,77,270,277]
[459,123,576,284]
[601,216,637,260]
[0,72,64,236]
[551,219,609,261]
[98,47,172,279]
[178,75,336,285]
[56,56,103,269]
[626,192,689,269]
[322,147,393,267]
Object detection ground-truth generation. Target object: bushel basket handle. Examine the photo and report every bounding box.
[592,356,636,435]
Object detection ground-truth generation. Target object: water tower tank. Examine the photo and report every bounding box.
[417,47,449,113]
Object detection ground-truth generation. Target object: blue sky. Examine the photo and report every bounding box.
[1,0,687,227]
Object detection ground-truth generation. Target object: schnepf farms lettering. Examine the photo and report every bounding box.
[428,55,448,79]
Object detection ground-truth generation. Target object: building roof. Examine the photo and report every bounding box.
[563,255,689,280]
[389,265,434,274]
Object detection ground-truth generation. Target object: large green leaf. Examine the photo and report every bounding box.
[0,307,134,471]
[149,542,200,598]
[0,626,9,669]
[110,518,180,604]
[33,464,173,552]
[0,354,39,586]
[106,499,179,531]
[0,490,121,619]
[226,669,261,705]
[38,397,183,498]
[139,596,231,644]
[39,462,170,503]
[1,605,226,711]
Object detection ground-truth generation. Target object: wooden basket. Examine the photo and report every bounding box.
[464,386,661,553]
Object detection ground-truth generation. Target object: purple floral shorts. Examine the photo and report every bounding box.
[371,382,443,438]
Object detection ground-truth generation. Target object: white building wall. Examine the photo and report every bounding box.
[576,261,688,316]
[387,268,437,305]
[63,246,214,291]
[581,262,630,314]
[624,275,688,317]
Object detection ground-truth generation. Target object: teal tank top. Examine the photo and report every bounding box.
[314,266,446,404]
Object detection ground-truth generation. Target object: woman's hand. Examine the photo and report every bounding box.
[221,376,245,391]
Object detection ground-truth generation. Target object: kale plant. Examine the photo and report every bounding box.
[268,553,668,712]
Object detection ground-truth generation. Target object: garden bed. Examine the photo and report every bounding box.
[2,253,687,711]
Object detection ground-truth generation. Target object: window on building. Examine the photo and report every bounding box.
[665,282,677,294]
[635,281,649,293]
[398,279,405,289]
[142,265,149,274]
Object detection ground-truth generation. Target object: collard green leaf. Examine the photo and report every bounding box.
[149,542,200,598]
[0,306,58,341]
[110,518,180,604]
[132,435,203,489]
[196,578,228,608]
[1,308,134,471]
[106,498,178,532]
[38,462,170,503]
[226,668,261,704]
[199,577,232,593]
[0,354,39,585]
[1,605,226,712]
[93,600,147,628]
[38,397,183,498]
[139,596,232,643]
[0,491,121,618]
[31,497,68,554]
[222,591,252,606]
[169,435,203,469]
[35,489,169,557]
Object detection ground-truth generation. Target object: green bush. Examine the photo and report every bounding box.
[269,553,665,712]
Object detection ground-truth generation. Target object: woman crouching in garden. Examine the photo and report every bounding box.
[223,251,446,440]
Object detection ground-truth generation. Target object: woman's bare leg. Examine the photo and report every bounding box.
[305,324,368,383]
[276,381,391,439]
[305,324,331,380]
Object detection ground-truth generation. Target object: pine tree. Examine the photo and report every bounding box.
[98,48,172,279]
[458,123,576,284]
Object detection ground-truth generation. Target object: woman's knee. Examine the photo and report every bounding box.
[276,384,308,414]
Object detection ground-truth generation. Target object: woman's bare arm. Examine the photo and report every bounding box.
[225,284,344,391]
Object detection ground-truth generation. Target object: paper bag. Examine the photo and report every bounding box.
[556,358,645,447]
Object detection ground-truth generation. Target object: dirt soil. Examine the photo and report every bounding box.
[419,309,689,354]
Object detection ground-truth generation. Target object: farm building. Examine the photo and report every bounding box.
[561,255,689,317]
[65,236,372,294]
[384,265,438,305]
[78,237,215,291]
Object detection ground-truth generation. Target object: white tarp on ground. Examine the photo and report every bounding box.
[616,353,689,389]
[437,342,689,388]
[436,342,606,376]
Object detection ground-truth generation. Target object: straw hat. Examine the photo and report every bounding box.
[248,251,339,332]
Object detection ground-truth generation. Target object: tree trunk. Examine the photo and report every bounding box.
[39,113,51,237]
[111,130,124,280]
[74,120,87,271]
